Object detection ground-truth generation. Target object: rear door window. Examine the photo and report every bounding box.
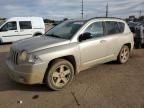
[19,21,32,29]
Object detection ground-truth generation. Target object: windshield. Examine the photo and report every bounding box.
[45,21,85,39]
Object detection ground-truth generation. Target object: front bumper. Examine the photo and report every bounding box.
[6,59,48,84]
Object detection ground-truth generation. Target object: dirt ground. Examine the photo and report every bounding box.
[0,44,144,108]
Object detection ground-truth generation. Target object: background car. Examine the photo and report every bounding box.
[0,17,45,44]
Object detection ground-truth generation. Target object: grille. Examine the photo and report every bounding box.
[10,48,19,64]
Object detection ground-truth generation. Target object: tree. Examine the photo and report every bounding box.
[44,19,55,23]
[0,17,6,20]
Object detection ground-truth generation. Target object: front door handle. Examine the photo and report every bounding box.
[14,31,18,32]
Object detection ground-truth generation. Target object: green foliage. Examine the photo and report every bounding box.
[44,19,55,23]
[0,17,6,20]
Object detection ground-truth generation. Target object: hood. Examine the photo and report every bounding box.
[12,35,70,52]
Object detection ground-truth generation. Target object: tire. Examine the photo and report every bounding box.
[34,33,42,36]
[46,59,74,91]
[117,45,130,64]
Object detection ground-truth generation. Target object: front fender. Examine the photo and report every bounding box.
[33,42,81,73]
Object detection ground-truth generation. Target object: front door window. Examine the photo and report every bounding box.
[84,22,104,39]
[0,22,17,31]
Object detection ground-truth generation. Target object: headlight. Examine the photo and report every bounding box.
[18,50,42,64]
[18,50,28,64]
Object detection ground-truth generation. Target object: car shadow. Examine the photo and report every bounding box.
[0,74,53,92]
[104,60,121,65]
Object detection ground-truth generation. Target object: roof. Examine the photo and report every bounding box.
[88,17,124,20]
[8,17,43,21]
[68,17,125,23]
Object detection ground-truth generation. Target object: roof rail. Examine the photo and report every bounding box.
[88,17,124,21]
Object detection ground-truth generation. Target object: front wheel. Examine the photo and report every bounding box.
[117,45,130,64]
[46,59,74,91]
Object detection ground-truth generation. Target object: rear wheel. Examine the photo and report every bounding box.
[46,59,74,91]
[117,45,130,64]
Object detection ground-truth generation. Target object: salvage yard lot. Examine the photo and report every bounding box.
[0,44,144,108]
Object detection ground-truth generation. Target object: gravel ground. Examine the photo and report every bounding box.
[0,44,144,108]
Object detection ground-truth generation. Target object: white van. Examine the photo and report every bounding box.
[0,17,45,43]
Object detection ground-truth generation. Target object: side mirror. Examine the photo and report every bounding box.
[79,32,91,42]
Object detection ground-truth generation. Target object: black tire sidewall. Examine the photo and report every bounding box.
[33,33,42,37]
[46,59,74,91]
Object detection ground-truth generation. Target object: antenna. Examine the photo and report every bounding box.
[81,0,84,19]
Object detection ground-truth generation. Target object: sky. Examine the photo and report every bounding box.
[0,0,144,20]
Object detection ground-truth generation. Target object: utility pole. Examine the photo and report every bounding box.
[81,0,84,19]
[139,10,142,17]
[106,2,108,17]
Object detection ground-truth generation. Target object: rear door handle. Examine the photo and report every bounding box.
[14,31,18,32]
[100,40,106,43]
